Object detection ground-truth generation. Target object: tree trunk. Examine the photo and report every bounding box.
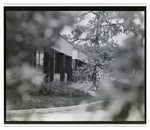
[92,65,98,90]
[96,11,100,45]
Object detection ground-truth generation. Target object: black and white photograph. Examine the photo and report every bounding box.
[4,6,146,124]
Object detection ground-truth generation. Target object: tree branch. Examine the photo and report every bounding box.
[91,11,97,16]
[74,11,90,23]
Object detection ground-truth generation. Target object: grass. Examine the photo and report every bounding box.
[6,80,140,110]
[6,83,101,110]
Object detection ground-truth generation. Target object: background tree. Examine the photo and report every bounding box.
[70,11,125,89]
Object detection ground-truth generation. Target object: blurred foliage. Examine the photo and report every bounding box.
[98,11,145,121]
[6,10,145,122]
[6,11,74,67]
[68,11,145,121]
[6,11,75,106]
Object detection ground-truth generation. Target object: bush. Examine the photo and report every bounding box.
[72,65,90,83]
[30,81,92,97]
